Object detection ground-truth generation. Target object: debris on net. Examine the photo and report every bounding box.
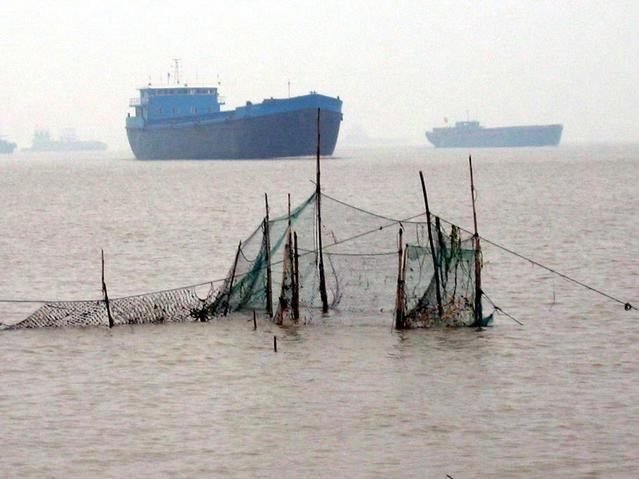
[399,224,489,328]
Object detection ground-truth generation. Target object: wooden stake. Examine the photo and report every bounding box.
[275,229,293,326]
[394,227,406,329]
[419,171,444,321]
[101,249,114,328]
[316,108,329,313]
[292,231,300,321]
[223,241,242,317]
[253,310,257,330]
[468,156,483,327]
[273,335,277,352]
[264,193,273,317]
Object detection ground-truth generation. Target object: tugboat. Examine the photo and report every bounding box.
[0,137,17,154]
[426,120,563,148]
[126,64,343,160]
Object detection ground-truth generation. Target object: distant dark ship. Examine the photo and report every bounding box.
[126,84,343,160]
[0,138,17,154]
[426,121,563,148]
[26,129,107,152]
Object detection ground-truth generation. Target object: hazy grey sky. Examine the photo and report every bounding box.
[2,0,638,149]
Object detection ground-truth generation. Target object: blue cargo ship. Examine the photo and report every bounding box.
[126,85,343,160]
[426,121,563,148]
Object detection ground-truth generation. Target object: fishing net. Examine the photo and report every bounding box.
[400,225,479,327]
[3,285,217,329]
[206,191,489,327]
[3,191,488,330]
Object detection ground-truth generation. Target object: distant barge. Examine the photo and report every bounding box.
[0,138,17,154]
[25,130,107,152]
[126,85,343,160]
[426,121,563,148]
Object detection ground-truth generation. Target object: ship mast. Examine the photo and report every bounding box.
[173,58,181,85]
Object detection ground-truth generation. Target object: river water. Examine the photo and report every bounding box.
[1,145,638,477]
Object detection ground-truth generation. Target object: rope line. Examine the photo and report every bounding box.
[482,291,524,326]
[323,191,636,313]
[445,221,636,312]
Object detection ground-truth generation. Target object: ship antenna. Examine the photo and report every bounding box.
[287,79,291,98]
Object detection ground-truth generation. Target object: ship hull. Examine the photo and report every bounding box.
[426,124,563,148]
[27,142,107,152]
[0,142,17,154]
[127,108,342,160]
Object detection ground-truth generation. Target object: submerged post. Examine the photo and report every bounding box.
[224,241,242,317]
[264,193,274,317]
[468,156,483,327]
[316,108,329,313]
[394,227,406,329]
[419,171,444,321]
[101,249,114,328]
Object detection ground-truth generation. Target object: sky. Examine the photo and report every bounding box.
[1,0,638,149]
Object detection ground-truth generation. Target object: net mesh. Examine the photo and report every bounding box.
[3,191,489,329]
[4,286,217,329]
[206,192,489,327]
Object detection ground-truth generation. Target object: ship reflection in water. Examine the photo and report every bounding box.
[426,120,563,148]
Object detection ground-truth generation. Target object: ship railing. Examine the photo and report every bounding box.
[129,97,142,107]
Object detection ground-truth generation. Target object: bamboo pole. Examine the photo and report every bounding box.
[292,231,300,321]
[435,216,447,280]
[394,227,406,329]
[275,231,293,326]
[223,241,242,317]
[419,171,444,320]
[316,108,329,313]
[468,156,483,327]
[101,249,114,328]
[264,193,273,317]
